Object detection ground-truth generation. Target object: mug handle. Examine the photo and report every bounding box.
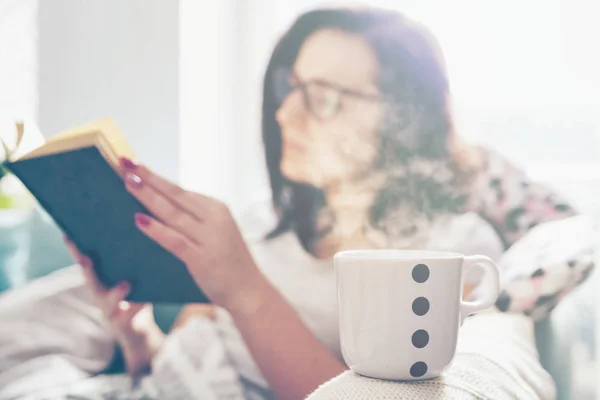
[459,255,500,324]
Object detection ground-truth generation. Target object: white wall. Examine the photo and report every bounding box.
[37,0,180,180]
[0,0,38,123]
[178,0,325,212]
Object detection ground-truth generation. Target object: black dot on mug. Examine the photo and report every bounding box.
[410,361,428,378]
[412,264,430,283]
[411,329,429,348]
[412,297,430,316]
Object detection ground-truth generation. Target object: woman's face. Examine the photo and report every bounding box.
[276,29,384,189]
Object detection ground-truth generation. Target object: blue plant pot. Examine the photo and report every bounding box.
[0,209,33,291]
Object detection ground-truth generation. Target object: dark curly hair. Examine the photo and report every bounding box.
[262,7,478,251]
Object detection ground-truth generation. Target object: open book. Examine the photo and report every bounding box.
[4,118,209,304]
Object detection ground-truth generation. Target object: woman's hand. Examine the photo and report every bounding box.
[64,238,165,376]
[119,158,268,314]
[118,159,347,399]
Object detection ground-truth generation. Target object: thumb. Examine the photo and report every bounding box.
[111,301,146,329]
[120,301,147,319]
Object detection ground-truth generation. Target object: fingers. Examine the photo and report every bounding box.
[105,282,131,312]
[82,267,132,319]
[134,213,198,263]
[123,170,201,242]
[83,263,129,314]
[120,158,207,219]
[66,238,131,314]
[79,256,106,295]
[87,278,144,331]
[111,301,146,329]
[63,236,144,329]
[97,281,133,322]
[63,236,107,295]
[63,236,86,265]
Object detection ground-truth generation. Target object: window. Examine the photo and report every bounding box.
[179,0,599,215]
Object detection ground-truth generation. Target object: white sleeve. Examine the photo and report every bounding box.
[306,310,555,400]
[151,317,246,400]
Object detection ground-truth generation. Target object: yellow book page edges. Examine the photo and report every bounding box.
[49,117,136,160]
[13,117,136,169]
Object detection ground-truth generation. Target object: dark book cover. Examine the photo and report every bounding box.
[5,146,209,304]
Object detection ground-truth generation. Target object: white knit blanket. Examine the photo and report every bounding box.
[307,310,555,400]
[0,266,248,400]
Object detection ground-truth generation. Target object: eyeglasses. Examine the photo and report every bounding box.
[273,67,380,120]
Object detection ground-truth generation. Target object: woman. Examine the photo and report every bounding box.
[0,6,589,400]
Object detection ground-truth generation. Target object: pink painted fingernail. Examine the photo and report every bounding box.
[135,213,151,227]
[120,157,138,170]
[79,256,91,268]
[125,172,143,188]
[118,282,131,293]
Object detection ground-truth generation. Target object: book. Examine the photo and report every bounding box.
[3,118,209,304]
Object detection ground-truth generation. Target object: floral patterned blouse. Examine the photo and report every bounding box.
[466,149,595,319]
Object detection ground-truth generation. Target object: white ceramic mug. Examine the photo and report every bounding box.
[334,250,500,381]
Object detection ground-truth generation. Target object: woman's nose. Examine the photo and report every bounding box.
[276,88,307,127]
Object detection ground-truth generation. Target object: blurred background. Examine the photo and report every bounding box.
[2,0,598,214]
[1,0,599,398]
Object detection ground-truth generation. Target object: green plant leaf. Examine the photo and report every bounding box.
[0,137,13,182]
[0,137,11,161]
